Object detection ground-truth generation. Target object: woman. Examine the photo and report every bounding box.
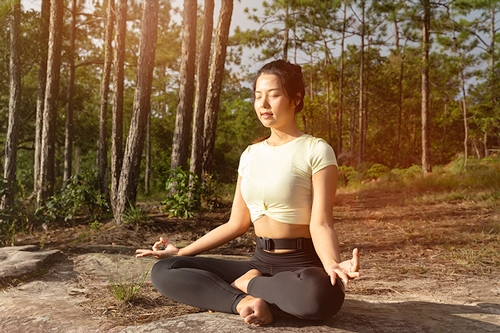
[136,60,360,326]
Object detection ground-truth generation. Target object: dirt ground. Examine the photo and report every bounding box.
[11,187,500,328]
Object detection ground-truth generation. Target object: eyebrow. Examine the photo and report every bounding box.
[255,88,281,94]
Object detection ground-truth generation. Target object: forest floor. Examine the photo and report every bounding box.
[9,185,500,330]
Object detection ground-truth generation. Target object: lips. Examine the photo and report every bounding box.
[261,112,273,119]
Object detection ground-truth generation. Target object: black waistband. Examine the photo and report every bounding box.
[256,237,314,251]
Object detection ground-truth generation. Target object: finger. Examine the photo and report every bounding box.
[152,240,163,251]
[351,248,360,271]
[334,269,350,286]
[347,272,360,279]
[329,271,337,286]
[135,249,152,258]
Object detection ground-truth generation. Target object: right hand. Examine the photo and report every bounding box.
[135,237,179,259]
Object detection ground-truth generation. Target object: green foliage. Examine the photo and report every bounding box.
[349,155,500,204]
[162,167,200,219]
[366,164,391,180]
[109,270,149,302]
[0,182,31,246]
[200,173,225,210]
[123,205,148,225]
[338,166,363,187]
[36,172,110,223]
[162,168,225,218]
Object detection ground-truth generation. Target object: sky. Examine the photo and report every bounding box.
[21,0,264,73]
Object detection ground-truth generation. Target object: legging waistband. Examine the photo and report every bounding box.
[256,237,314,251]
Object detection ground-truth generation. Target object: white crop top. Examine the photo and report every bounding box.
[238,134,338,225]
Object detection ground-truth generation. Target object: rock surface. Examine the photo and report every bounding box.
[1,246,499,333]
[0,245,60,280]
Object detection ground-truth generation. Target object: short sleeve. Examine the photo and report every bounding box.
[238,146,251,176]
[309,138,338,174]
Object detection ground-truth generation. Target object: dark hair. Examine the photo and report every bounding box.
[252,60,305,113]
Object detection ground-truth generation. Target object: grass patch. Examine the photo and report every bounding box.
[109,270,149,302]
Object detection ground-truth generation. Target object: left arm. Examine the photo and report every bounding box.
[309,165,359,286]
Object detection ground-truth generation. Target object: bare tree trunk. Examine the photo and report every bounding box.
[394,21,405,166]
[144,111,151,194]
[37,0,65,205]
[349,106,356,166]
[460,66,468,170]
[63,0,77,185]
[170,0,197,171]
[487,5,497,156]
[190,0,214,181]
[325,61,331,144]
[114,0,158,224]
[202,0,233,174]
[320,33,332,144]
[357,0,365,166]
[111,0,127,212]
[283,5,289,61]
[337,0,347,156]
[98,0,115,195]
[421,0,432,175]
[1,0,22,210]
[33,0,50,195]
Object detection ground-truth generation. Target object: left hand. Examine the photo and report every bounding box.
[325,248,360,286]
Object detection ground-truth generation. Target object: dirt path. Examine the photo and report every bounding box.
[1,189,499,332]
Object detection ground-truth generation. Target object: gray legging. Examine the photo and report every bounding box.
[150,245,345,320]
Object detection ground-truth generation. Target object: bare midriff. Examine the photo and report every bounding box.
[253,215,311,253]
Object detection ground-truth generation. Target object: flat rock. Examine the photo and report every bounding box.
[1,249,499,333]
[0,245,60,280]
[108,296,500,333]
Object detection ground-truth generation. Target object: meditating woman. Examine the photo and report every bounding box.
[136,59,360,326]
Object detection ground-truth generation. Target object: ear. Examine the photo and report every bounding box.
[294,93,302,106]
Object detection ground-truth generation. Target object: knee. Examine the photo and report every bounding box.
[294,268,345,321]
[150,257,178,287]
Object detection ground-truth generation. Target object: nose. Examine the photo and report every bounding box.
[259,96,270,109]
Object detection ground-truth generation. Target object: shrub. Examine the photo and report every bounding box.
[36,172,110,223]
[162,168,225,218]
[0,182,32,246]
[366,163,390,180]
[123,204,148,225]
[162,167,201,218]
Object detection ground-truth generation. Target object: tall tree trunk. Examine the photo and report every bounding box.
[114,0,158,224]
[460,66,469,170]
[487,4,497,157]
[283,5,289,61]
[98,0,115,195]
[144,111,151,194]
[1,0,21,210]
[337,0,347,156]
[63,0,77,185]
[363,38,370,160]
[37,0,65,205]
[202,0,233,174]
[394,20,404,166]
[421,0,432,175]
[111,0,127,212]
[33,0,50,196]
[326,63,331,144]
[320,34,332,144]
[357,0,366,166]
[170,0,197,171]
[190,0,214,181]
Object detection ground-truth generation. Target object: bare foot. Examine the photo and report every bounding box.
[231,269,262,294]
[236,295,273,326]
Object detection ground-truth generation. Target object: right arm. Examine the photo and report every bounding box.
[136,176,251,259]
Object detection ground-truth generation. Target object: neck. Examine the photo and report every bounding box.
[267,128,304,146]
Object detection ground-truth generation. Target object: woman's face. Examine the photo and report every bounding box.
[254,74,296,131]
